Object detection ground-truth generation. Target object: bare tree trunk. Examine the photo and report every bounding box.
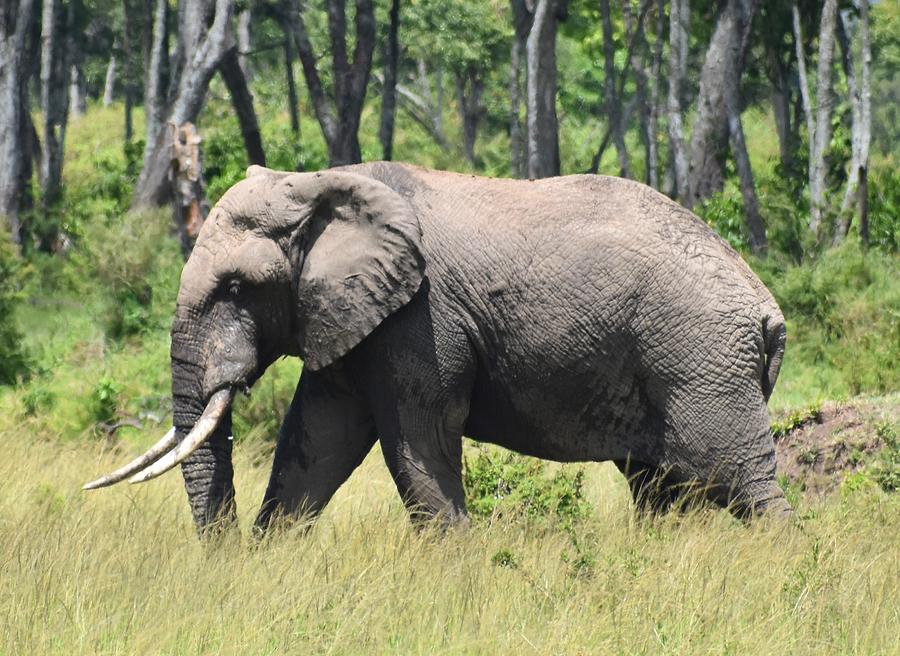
[219,46,266,166]
[103,40,118,107]
[40,0,71,210]
[509,20,525,178]
[171,123,209,255]
[858,165,868,247]
[726,80,767,254]
[455,68,484,168]
[236,6,251,78]
[686,0,756,209]
[0,0,37,242]
[795,0,838,235]
[766,40,793,172]
[283,33,300,137]
[69,63,86,117]
[834,1,871,244]
[525,0,565,179]
[643,0,665,189]
[133,0,236,208]
[378,0,400,161]
[666,0,689,201]
[285,0,375,166]
[601,0,630,178]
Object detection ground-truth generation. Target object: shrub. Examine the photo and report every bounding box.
[88,377,121,427]
[74,208,182,338]
[463,446,591,523]
[0,235,30,385]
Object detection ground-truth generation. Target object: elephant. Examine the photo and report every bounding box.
[84,162,792,533]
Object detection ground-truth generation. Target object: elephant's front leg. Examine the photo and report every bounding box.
[254,366,377,533]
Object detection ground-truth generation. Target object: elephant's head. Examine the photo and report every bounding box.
[84,166,424,531]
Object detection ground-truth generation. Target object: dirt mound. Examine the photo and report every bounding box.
[773,398,898,496]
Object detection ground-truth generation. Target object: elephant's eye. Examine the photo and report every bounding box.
[227,279,242,297]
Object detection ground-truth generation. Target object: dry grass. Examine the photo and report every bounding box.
[1,425,898,655]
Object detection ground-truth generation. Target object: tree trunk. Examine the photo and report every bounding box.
[103,41,117,106]
[283,33,300,137]
[0,0,37,243]
[508,14,526,178]
[801,0,838,234]
[726,79,767,255]
[666,0,689,201]
[133,0,236,208]
[171,123,209,255]
[601,0,630,178]
[685,0,756,209]
[645,0,665,190]
[378,0,400,161]
[236,7,251,78]
[69,63,86,117]
[525,0,565,179]
[219,46,266,166]
[834,1,871,244]
[40,0,71,211]
[285,0,375,167]
[455,68,484,168]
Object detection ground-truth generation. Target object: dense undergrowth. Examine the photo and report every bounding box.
[0,95,898,653]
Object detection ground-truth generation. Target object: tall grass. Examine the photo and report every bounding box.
[1,428,898,655]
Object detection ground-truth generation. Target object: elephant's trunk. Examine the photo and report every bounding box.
[171,333,237,533]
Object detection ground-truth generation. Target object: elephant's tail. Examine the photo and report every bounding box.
[761,315,786,402]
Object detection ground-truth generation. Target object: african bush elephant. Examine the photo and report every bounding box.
[84,162,792,533]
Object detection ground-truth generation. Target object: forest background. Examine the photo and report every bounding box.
[0,0,898,653]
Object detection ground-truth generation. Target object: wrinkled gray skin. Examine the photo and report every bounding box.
[171,162,791,534]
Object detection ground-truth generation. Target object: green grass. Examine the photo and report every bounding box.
[1,428,898,654]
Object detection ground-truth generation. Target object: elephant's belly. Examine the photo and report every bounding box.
[464,360,661,464]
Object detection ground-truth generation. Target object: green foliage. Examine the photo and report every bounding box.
[694,189,750,251]
[73,208,182,338]
[88,377,121,426]
[771,403,823,439]
[463,446,592,523]
[0,235,30,385]
[868,168,900,251]
[870,420,900,493]
[755,242,900,405]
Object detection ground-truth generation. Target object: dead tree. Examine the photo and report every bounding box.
[133,0,237,208]
[0,0,38,242]
[283,0,376,166]
[171,122,209,256]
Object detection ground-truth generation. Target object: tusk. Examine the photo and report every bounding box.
[83,427,178,490]
[128,388,233,485]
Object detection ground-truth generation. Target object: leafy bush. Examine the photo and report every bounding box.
[868,168,900,252]
[0,235,30,385]
[694,190,749,252]
[871,420,900,493]
[755,242,900,399]
[463,446,591,523]
[88,377,121,426]
[73,208,182,338]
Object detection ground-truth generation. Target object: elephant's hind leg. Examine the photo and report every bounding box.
[254,367,377,533]
[614,459,684,515]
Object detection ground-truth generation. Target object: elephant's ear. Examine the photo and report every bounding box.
[276,171,425,371]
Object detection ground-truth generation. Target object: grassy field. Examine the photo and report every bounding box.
[1,420,898,655]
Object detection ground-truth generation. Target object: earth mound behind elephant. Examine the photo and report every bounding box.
[84,162,792,533]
